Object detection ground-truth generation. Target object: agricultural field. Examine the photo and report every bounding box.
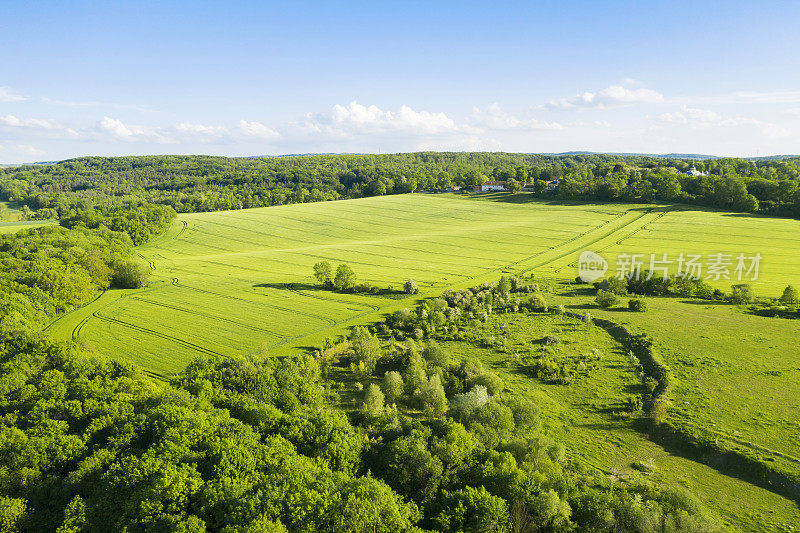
[46,193,800,376]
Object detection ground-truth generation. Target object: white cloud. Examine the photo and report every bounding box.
[14,144,44,156]
[656,106,790,137]
[303,101,460,135]
[0,87,25,102]
[98,116,174,143]
[658,107,722,125]
[674,90,800,106]
[99,116,135,138]
[470,103,563,131]
[546,84,664,110]
[1,114,59,130]
[0,114,80,138]
[238,120,280,139]
[175,122,227,136]
[785,107,800,117]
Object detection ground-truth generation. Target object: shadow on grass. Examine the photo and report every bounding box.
[255,282,408,299]
[678,299,730,306]
[630,418,800,505]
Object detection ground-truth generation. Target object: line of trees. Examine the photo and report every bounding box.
[2,153,799,218]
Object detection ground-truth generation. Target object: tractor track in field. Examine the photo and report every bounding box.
[556,208,674,272]
[504,209,637,277]
[93,310,227,357]
[539,208,674,275]
[170,278,338,326]
[128,296,290,337]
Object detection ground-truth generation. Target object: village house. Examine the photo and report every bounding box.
[685,165,709,177]
[520,183,537,192]
[546,179,560,191]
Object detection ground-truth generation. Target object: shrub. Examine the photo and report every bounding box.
[552,304,565,315]
[779,284,799,304]
[595,277,628,295]
[349,326,380,375]
[626,396,642,413]
[111,260,150,289]
[528,293,548,312]
[449,385,490,420]
[543,335,561,345]
[628,298,647,312]
[470,371,504,396]
[361,384,385,419]
[313,261,332,286]
[403,279,419,294]
[421,340,449,368]
[416,374,448,416]
[595,289,619,308]
[730,283,754,304]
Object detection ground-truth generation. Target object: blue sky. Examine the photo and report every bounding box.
[1,0,799,162]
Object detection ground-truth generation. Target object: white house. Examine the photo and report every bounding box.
[685,165,709,177]
[546,179,560,191]
[481,181,507,191]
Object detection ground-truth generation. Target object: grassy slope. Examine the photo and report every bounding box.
[47,194,637,374]
[46,194,800,377]
[0,220,57,233]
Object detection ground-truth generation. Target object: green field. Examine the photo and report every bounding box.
[0,219,57,233]
[43,192,800,529]
[556,292,800,482]
[46,193,800,376]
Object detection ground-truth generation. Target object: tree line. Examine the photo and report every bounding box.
[2,153,799,218]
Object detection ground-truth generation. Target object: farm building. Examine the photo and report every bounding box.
[521,183,537,192]
[546,179,560,191]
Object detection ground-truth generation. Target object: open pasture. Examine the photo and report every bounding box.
[567,293,800,477]
[46,194,800,377]
[441,309,800,531]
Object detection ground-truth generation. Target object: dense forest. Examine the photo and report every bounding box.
[1,153,799,218]
[0,205,175,333]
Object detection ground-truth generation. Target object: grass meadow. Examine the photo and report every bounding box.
[438,310,800,531]
[0,219,57,233]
